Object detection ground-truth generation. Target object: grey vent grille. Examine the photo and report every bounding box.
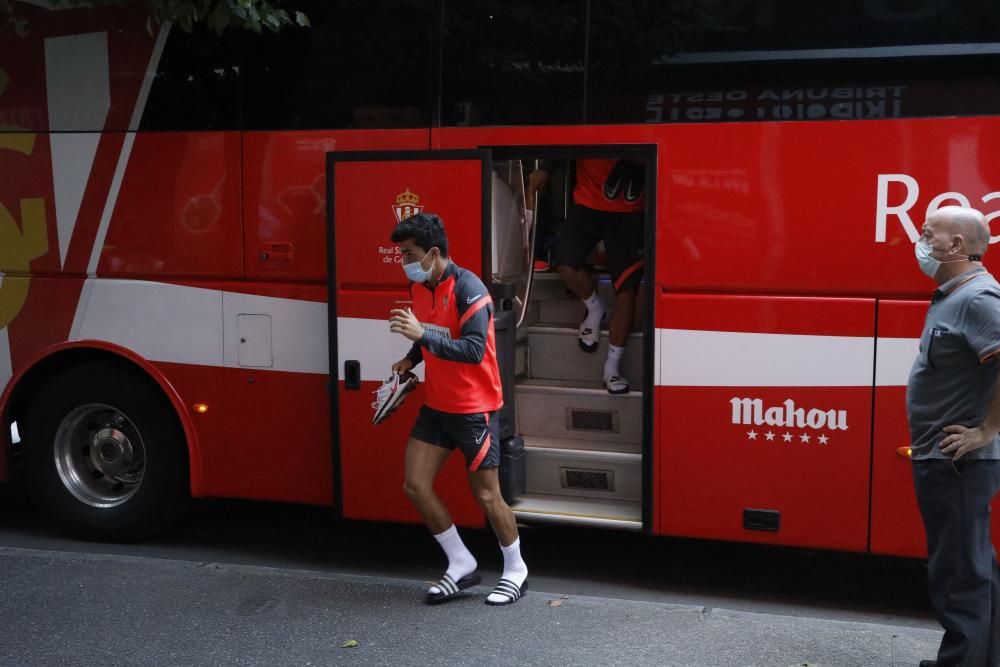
[560,468,614,492]
[566,408,618,433]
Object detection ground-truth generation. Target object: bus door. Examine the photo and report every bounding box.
[326,150,491,525]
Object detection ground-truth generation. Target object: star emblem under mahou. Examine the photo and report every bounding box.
[783,433,793,442]
[747,430,758,440]
[818,434,829,445]
[765,431,775,441]
[800,433,811,443]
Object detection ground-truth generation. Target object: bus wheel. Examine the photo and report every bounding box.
[22,362,189,542]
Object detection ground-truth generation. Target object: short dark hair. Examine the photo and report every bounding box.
[390,212,449,257]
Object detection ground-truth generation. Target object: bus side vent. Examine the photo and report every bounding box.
[560,467,614,492]
[743,508,780,532]
[566,408,618,433]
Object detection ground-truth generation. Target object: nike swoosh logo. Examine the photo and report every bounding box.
[466,294,482,305]
[475,428,488,445]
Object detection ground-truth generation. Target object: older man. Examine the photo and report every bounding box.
[907,205,1000,667]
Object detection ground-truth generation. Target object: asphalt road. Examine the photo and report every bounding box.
[0,483,936,633]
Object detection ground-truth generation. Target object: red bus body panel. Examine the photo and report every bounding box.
[5,8,1000,554]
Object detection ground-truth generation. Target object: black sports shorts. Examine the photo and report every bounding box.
[554,204,644,293]
[411,406,501,471]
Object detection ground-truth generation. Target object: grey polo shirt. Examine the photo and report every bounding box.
[906,267,1000,460]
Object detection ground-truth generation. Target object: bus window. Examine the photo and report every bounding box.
[441,0,586,127]
[586,0,1000,125]
[242,0,433,130]
[140,26,241,132]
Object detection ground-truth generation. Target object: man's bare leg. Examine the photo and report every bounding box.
[404,439,479,600]
[469,468,528,604]
[403,438,454,533]
[468,468,518,546]
[608,286,637,348]
[604,286,637,393]
[556,264,596,301]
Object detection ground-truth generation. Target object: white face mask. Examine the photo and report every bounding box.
[402,249,435,283]
[914,240,942,279]
[915,239,977,279]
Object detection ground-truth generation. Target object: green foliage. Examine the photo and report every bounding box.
[4,0,309,35]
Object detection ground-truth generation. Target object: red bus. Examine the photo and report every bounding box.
[3,0,1000,554]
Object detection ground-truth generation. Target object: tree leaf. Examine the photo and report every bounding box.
[3,0,313,34]
[341,640,359,649]
[547,599,563,607]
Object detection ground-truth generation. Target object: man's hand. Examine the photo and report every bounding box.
[526,168,550,208]
[939,424,996,460]
[391,357,414,375]
[389,308,425,342]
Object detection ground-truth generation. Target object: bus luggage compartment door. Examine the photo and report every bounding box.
[326,149,491,526]
[656,294,875,552]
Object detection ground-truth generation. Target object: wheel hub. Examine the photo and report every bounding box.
[53,404,146,508]
[90,428,136,481]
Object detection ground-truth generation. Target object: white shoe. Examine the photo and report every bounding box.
[578,322,600,353]
[372,372,418,424]
[578,301,604,353]
[604,375,629,395]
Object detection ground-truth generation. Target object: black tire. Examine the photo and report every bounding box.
[22,361,189,542]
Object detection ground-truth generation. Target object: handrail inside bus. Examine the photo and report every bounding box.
[516,171,540,331]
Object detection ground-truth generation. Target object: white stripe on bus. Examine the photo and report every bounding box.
[86,22,171,277]
[657,328,915,388]
[67,281,920,387]
[68,281,414,380]
[44,31,110,267]
[71,279,331,375]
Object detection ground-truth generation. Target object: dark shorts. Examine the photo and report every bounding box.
[554,204,645,293]
[411,406,501,471]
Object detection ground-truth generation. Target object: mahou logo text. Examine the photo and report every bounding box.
[730,397,849,431]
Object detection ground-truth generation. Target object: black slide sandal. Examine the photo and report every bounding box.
[425,572,482,605]
[484,578,529,606]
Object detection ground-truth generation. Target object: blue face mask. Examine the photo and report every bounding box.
[914,240,942,279]
[403,249,436,283]
[915,239,977,279]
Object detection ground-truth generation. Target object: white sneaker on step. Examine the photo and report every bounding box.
[578,322,600,353]
[604,375,629,395]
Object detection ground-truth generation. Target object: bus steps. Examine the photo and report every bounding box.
[530,273,647,328]
[516,381,641,451]
[510,492,642,531]
[508,271,645,523]
[526,326,643,386]
[522,444,642,502]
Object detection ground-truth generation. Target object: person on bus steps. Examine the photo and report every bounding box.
[386,212,528,606]
[528,158,645,395]
[907,205,1000,667]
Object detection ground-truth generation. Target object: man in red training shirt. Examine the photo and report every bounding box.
[529,158,644,394]
[387,212,528,606]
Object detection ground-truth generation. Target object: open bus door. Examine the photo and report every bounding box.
[325,150,492,526]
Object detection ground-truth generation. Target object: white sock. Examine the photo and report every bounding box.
[428,525,477,594]
[604,344,625,380]
[486,537,528,603]
[582,291,604,330]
